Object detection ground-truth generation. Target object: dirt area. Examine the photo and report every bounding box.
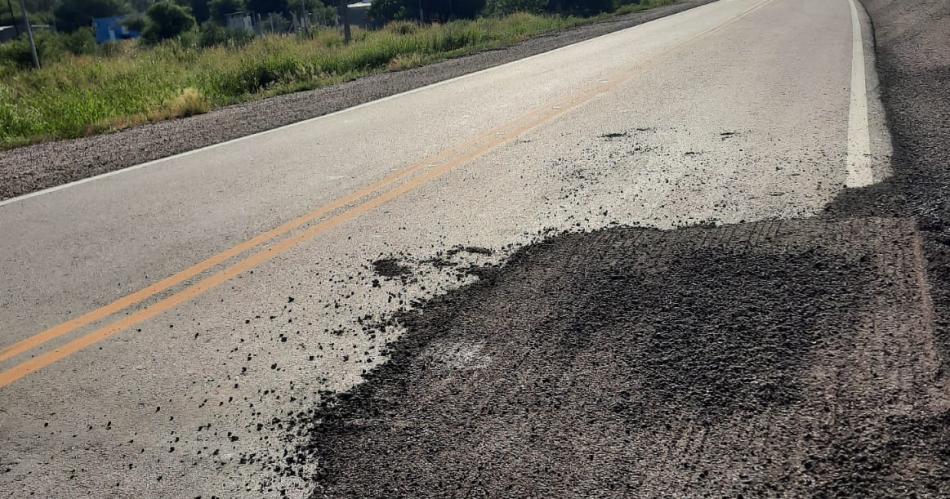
[0,0,713,202]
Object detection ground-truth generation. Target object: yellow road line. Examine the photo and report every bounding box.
[0,0,773,388]
[0,151,451,365]
[0,90,597,388]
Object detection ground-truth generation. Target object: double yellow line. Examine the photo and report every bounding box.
[0,0,772,389]
[0,80,612,388]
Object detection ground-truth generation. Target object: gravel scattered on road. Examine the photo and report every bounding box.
[253,0,950,495]
[825,0,950,362]
[265,220,948,497]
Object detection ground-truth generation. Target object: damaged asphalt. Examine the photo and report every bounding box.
[264,220,948,497]
[2,0,949,497]
[254,0,950,496]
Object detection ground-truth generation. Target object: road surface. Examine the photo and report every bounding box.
[2,0,943,497]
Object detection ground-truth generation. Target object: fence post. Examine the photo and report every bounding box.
[337,0,351,44]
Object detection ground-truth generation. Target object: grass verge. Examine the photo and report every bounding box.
[0,0,676,149]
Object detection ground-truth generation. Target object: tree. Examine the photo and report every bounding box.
[53,0,127,32]
[369,0,486,24]
[209,0,244,23]
[368,0,410,23]
[143,0,196,42]
[25,0,57,11]
[122,13,146,32]
[447,0,486,19]
[127,0,153,11]
[246,0,287,15]
[484,0,546,16]
[287,0,330,17]
[289,0,334,25]
[183,0,211,23]
[549,0,616,15]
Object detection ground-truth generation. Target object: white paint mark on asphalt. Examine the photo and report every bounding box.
[846,0,873,188]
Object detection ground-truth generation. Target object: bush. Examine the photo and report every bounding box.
[0,38,40,72]
[247,0,288,15]
[300,0,337,26]
[143,1,198,43]
[199,22,254,47]
[371,0,487,23]
[199,22,228,45]
[369,0,412,23]
[287,0,334,21]
[260,12,291,32]
[385,20,418,35]
[60,28,98,55]
[209,0,246,24]
[184,0,212,23]
[123,15,147,33]
[615,0,674,15]
[484,0,547,16]
[554,0,618,16]
[54,0,128,32]
[0,28,99,71]
[0,31,68,70]
[0,86,39,142]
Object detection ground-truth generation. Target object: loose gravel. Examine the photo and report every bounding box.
[825,0,950,362]
[7,0,948,495]
[0,0,713,202]
[267,220,948,497]
[253,0,950,495]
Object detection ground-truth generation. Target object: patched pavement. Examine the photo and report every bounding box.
[274,219,949,497]
[3,0,949,496]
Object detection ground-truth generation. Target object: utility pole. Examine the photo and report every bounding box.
[5,0,18,37]
[417,0,423,23]
[18,0,38,69]
[337,0,350,44]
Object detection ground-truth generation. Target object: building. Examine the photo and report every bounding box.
[0,23,52,43]
[347,1,373,29]
[225,12,253,32]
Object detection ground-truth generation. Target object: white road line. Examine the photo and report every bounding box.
[846,0,873,188]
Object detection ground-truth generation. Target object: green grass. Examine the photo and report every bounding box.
[615,0,676,14]
[0,1,676,149]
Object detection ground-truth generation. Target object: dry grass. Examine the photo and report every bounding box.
[386,52,432,71]
[86,87,211,135]
[157,87,211,119]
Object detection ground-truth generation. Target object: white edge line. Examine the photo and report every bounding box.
[0,1,716,209]
[846,0,873,188]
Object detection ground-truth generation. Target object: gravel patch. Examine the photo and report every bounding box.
[825,0,950,361]
[262,219,948,497]
[0,0,713,202]
[248,2,950,494]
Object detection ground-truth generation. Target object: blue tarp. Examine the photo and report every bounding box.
[93,16,139,44]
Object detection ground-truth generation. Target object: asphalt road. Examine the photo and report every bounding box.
[0,0,716,201]
[2,0,943,497]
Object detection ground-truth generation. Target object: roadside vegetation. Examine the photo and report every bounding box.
[0,0,675,149]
